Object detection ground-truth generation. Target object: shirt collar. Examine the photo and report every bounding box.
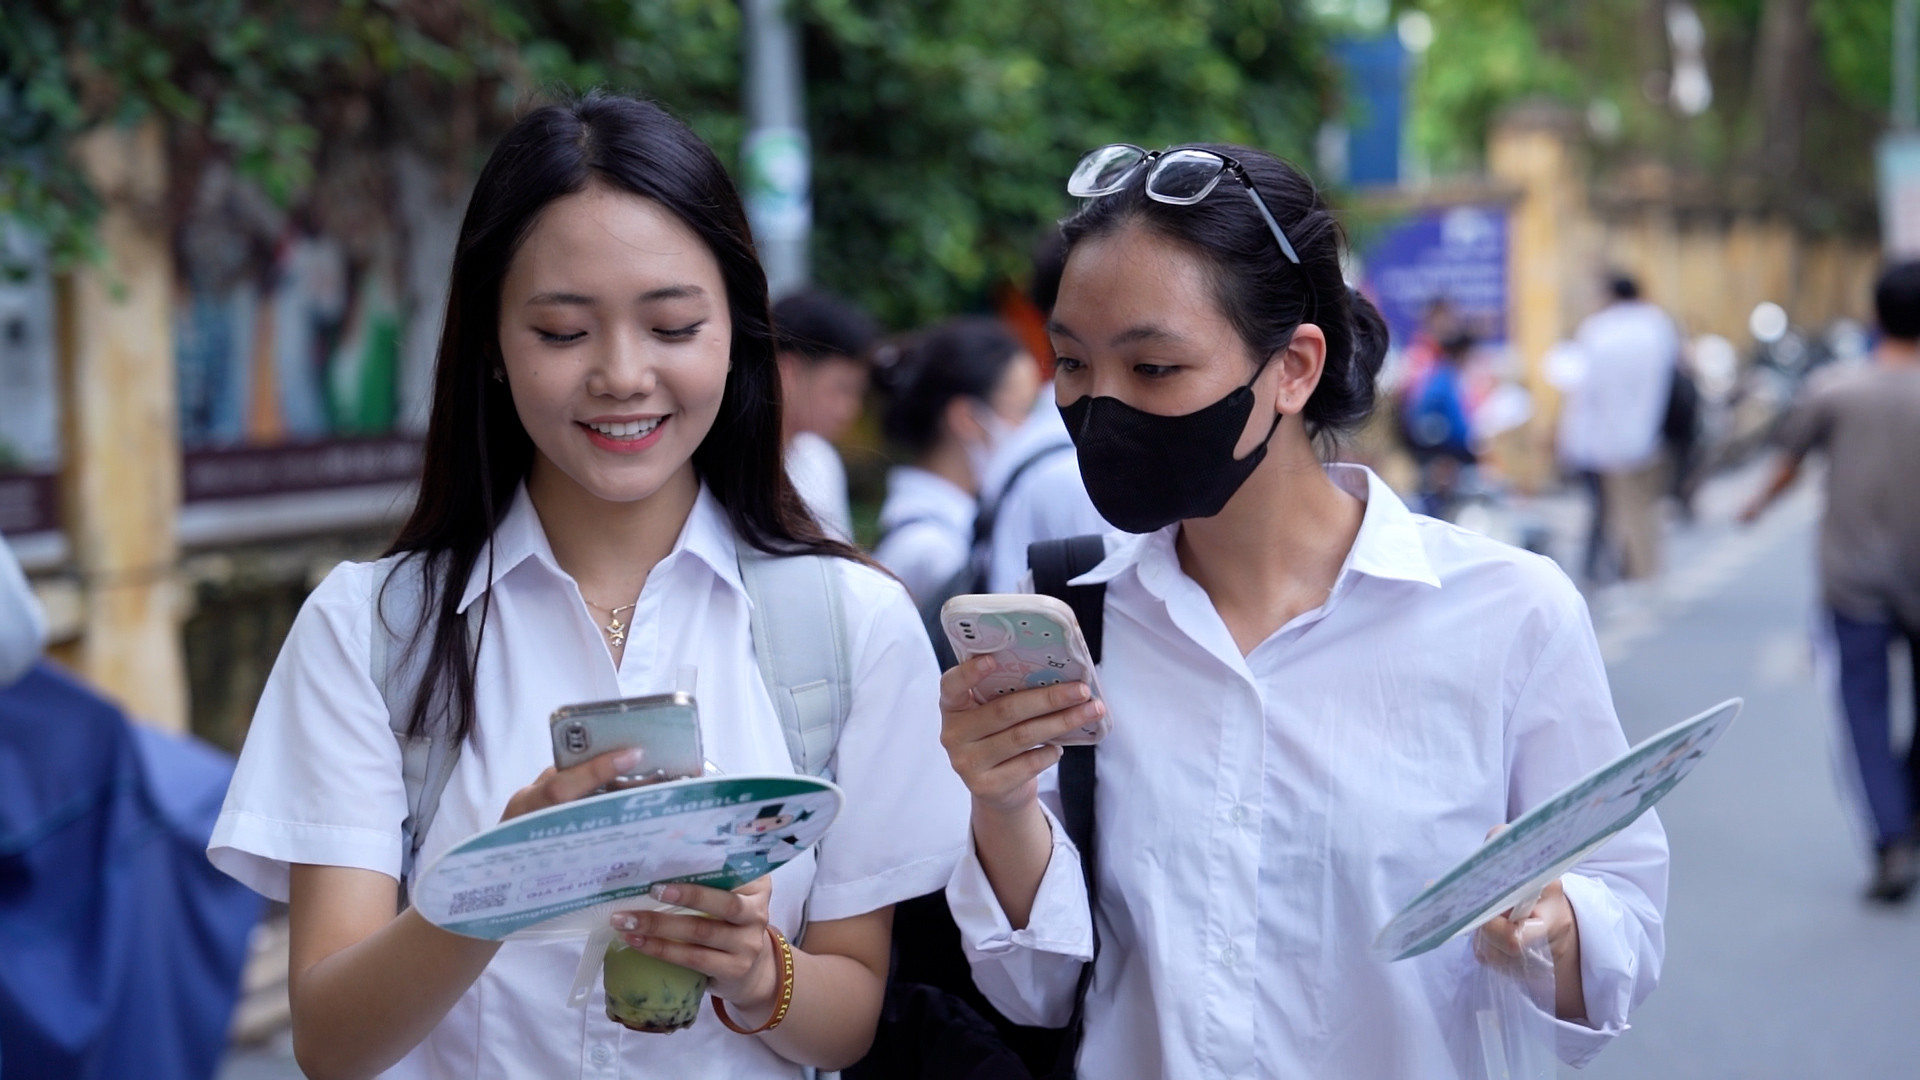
[881,466,976,527]
[1067,463,1442,594]
[458,482,748,613]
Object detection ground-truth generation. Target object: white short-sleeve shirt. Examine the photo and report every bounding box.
[784,431,853,541]
[209,484,970,1079]
[949,465,1669,1078]
[872,465,975,605]
[980,387,1111,594]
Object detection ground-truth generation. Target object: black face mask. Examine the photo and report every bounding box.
[1060,368,1283,534]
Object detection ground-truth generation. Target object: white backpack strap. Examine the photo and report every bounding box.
[371,554,467,907]
[737,548,853,780]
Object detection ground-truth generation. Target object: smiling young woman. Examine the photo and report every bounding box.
[207,94,968,1080]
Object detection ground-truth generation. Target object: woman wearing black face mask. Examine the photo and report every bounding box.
[937,144,1668,1078]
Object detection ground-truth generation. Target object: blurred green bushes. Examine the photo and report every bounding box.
[1,0,1331,327]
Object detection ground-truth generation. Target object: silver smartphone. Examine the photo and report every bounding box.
[549,691,704,787]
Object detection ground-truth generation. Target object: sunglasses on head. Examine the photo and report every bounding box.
[1067,143,1303,267]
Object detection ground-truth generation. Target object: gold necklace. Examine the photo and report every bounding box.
[583,596,639,647]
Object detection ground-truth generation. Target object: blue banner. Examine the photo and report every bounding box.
[1362,204,1509,349]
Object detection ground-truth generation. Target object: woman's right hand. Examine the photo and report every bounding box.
[939,655,1106,816]
[499,748,645,822]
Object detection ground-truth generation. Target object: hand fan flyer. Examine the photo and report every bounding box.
[413,773,842,941]
[1374,698,1740,962]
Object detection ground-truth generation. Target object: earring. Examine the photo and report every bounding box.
[491,368,506,383]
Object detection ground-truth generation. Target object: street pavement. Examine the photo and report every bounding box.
[1572,466,1920,1078]
[217,468,1920,1080]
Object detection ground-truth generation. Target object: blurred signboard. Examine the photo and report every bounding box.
[1877,132,1920,258]
[1360,204,1510,349]
[0,224,61,538]
[1334,35,1408,188]
[171,156,455,527]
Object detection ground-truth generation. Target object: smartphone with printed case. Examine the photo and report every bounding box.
[549,691,704,787]
[940,594,1109,745]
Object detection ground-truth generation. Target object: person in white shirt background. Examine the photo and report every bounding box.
[979,234,1113,594]
[0,534,46,687]
[1554,274,1680,585]
[773,289,880,542]
[872,316,1040,605]
[938,142,1667,1078]
[208,93,968,1080]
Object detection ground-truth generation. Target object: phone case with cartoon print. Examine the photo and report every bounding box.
[940,593,1110,745]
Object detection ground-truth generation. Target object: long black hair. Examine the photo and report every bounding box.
[383,92,861,744]
[877,316,1024,456]
[1058,144,1389,444]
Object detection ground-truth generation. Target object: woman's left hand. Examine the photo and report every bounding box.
[1473,826,1586,1021]
[611,877,779,1012]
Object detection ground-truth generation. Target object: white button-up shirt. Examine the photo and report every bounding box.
[872,465,976,604]
[981,388,1111,593]
[948,465,1667,1078]
[210,484,969,1079]
[1557,300,1679,471]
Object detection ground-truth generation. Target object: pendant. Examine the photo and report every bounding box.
[606,615,627,648]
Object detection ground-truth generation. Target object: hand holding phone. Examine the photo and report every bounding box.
[939,594,1109,745]
[550,692,705,788]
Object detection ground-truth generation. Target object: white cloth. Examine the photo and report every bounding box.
[872,466,975,605]
[785,431,852,541]
[209,484,969,1080]
[982,386,1110,593]
[948,465,1668,1078]
[0,536,45,686]
[1556,301,1679,471]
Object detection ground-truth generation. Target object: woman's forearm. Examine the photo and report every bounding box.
[724,907,890,1070]
[971,797,1057,930]
[748,947,888,1069]
[287,869,502,1080]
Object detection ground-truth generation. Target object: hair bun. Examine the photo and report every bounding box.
[1345,285,1390,383]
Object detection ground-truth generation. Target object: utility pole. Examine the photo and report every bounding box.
[742,0,810,300]
[1897,0,1917,130]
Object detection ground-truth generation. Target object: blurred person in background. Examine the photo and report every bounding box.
[1401,327,1478,520]
[981,233,1113,593]
[1741,260,1920,904]
[774,288,880,541]
[873,317,1041,605]
[0,536,46,686]
[1556,273,1680,585]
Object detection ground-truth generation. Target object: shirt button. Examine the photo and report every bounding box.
[589,1043,614,1066]
[1220,944,1240,968]
[1229,805,1249,825]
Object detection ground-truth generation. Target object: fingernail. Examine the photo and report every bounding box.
[1075,683,1091,702]
[611,914,637,931]
[624,934,648,950]
[650,884,679,904]
[1082,700,1104,718]
[611,748,644,772]
[977,655,997,674]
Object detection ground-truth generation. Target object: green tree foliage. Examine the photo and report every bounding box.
[1403,0,1891,234]
[1,0,1329,327]
[800,0,1329,326]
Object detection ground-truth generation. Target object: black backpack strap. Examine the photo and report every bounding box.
[972,441,1075,564]
[1026,535,1105,663]
[1027,535,1107,1078]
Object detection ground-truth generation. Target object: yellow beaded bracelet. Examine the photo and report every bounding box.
[712,925,795,1035]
